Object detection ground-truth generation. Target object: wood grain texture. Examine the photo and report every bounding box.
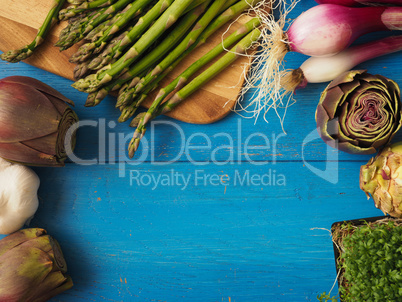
[0,0,254,124]
[1,1,402,301]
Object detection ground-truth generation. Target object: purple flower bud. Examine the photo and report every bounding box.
[0,228,73,301]
[316,70,402,154]
[0,76,78,166]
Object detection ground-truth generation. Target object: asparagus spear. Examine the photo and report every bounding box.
[128,28,262,157]
[85,68,148,107]
[87,0,210,71]
[136,17,260,122]
[67,0,87,4]
[84,1,211,107]
[56,6,109,49]
[108,0,217,107]
[114,0,235,106]
[88,0,223,106]
[119,65,176,122]
[80,0,136,37]
[72,0,196,92]
[118,0,251,105]
[83,8,128,41]
[161,29,261,114]
[59,0,117,21]
[0,0,66,63]
[74,62,90,80]
[121,15,257,117]
[55,0,133,50]
[74,26,133,79]
[58,9,96,42]
[86,0,175,70]
[119,86,157,123]
[70,0,155,63]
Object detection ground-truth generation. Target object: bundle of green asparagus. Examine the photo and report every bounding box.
[2,0,265,157]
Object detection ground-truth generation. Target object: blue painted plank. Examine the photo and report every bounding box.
[0,0,402,301]
[0,162,383,301]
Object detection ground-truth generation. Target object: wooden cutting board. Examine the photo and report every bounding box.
[0,0,254,124]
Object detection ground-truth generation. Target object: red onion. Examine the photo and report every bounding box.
[281,35,402,92]
[287,4,402,57]
[238,3,402,125]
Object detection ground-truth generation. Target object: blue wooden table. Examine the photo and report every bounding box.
[1,1,401,301]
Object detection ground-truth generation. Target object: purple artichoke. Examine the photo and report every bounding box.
[316,70,402,154]
[0,228,73,301]
[0,76,78,166]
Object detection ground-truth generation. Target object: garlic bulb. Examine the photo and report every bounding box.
[0,157,40,234]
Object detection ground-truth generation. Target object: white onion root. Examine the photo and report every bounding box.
[233,0,300,130]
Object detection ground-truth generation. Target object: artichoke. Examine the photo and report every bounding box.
[0,228,73,301]
[0,76,78,166]
[316,70,402,154]
[360,142,402,217]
